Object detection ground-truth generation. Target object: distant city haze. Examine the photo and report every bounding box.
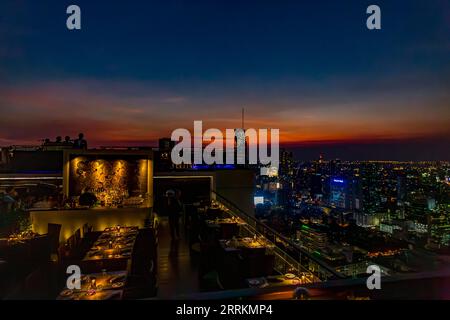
[0,0,449,160]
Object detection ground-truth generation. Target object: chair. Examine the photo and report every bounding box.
[79,231,102,255]
[124,257,157,299]
[129,254,155,279]
[206,208,222,219]
[220,223,239,239]
[135,228,157,257]
[239,254,275,278]
[28,235,51,263]
[58,235,75,263]
[82,224,89,238]
[67,235,76,251]
[80,258,128,274]
[241,245,266,258]
[47,223,61,256]
[216,251,241,289]
[74,229,81,248]
[132,228,157,276]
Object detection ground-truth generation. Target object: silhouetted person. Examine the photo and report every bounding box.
[56,136,62,144]
[73,133,88,149]
[63,136,73,146]
[79,189,97,207]
[166,190,182,240]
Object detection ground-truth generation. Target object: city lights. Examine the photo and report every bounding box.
[0,0,449,307]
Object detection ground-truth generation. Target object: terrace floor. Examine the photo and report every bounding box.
[156,217,200,299]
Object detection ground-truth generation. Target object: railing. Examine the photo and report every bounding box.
[212,190,345,282]
[160,267,450,300]
[98,146,154,150]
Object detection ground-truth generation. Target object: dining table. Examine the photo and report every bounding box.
[83,226,138,261]
[57,270,127,300]
[0,230,43,246]
[219,236,273,253]
[246,273,309,289]
[0,232,48,261]
[205,217,245,228]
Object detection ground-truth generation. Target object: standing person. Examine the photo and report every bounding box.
[166,190,182,240]
[63,136,73,146]
[73,133,88,149]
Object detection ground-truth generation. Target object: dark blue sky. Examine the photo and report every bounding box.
[1,0,449,160]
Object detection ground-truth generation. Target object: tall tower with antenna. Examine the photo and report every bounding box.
[235,107,247,165]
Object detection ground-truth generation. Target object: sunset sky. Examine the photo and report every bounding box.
[1,0,449,160]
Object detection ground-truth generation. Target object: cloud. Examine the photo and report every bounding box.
[0,77,449,148]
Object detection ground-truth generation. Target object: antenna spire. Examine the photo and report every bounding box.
[242,107,245,129]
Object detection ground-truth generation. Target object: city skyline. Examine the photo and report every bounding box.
[0,0,449,160]
[2,0,450,304]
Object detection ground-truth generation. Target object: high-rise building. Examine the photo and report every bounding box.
[310,174,323,198]
[427,214,450,250]
[329,177,346,209]
[297,225,328,252]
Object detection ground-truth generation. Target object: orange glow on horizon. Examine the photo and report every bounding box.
[1,81,448,148]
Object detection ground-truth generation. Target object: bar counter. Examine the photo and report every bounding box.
[30,207,152,242]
